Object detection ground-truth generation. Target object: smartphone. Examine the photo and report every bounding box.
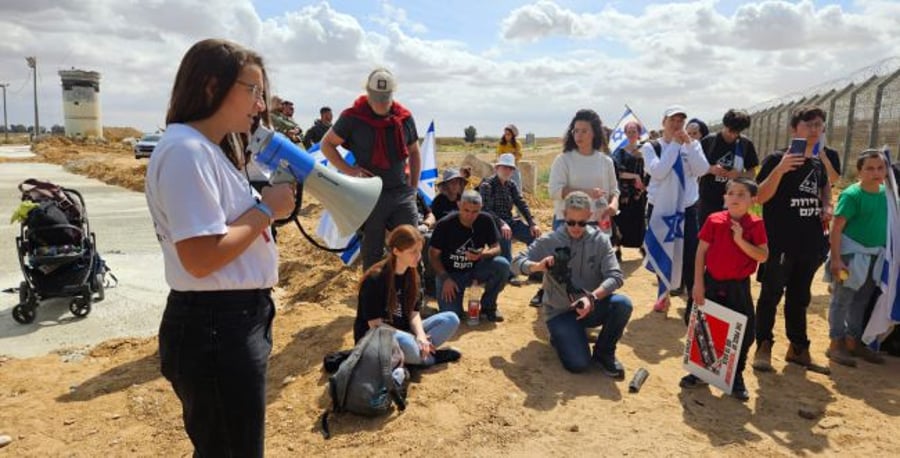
[789,138,807,155]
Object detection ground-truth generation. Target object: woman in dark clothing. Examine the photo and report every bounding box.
[611,121,648,256]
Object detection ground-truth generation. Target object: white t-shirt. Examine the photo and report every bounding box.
[642,138,709,207]
[145,124,278,291]
[548,150,620,220]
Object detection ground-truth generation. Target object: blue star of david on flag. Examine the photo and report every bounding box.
[662,211,685,242]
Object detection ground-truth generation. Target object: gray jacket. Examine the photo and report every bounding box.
[512,226,624,322]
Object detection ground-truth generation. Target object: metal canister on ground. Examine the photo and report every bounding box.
[629,367,649,393]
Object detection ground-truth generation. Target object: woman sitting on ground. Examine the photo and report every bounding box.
[353,224,461,366]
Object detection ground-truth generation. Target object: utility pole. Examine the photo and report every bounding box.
[0,83,8,142]
[26,56,39,140]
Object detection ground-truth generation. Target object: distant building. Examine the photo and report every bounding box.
[59,69,102,138]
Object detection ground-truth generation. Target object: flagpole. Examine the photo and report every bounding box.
[624,103,649,129]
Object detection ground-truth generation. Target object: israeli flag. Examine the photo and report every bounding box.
[311,143,362,266]
[609,107,648,154]
[418,121,438,206]
[643,143,687,302]
[862,149,900,348]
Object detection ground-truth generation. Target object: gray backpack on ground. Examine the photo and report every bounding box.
[320,325,407,439]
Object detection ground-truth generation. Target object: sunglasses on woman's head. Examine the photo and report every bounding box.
[565,220,589,227]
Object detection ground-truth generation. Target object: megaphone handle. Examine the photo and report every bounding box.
[270,166,297,185]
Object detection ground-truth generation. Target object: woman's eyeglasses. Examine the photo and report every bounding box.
[565,220,589,227]
[235,80,265,102]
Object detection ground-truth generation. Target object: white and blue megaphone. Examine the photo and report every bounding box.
[246,125,382,238]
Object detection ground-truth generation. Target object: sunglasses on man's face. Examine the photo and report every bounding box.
[565,220,589,227]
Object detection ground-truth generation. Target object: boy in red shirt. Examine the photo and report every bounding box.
[680,178,769,401]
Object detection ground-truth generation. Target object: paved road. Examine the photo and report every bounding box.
[0,145,167,358]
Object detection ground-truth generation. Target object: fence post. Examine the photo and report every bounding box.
[843,76,880,177]
[868,68,900,148]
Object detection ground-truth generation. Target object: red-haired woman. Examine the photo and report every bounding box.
[354,225,461,365]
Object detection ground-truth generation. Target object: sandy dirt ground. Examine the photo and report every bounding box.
[0,136,898,457]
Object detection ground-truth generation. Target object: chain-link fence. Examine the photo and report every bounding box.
[718,57,900,179]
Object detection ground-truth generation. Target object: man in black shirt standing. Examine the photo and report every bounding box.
[698,109,760,226]
[429,191,510,322]
[752,105,833,375]
[320,68,421,270]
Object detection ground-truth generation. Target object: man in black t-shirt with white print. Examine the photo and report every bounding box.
[752,105,833,375]
[429,191,510,322]
[698,109,759,226]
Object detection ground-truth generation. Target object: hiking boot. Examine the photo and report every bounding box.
[433,348,462,364]
[482,310,505,323]
[529,288,543,308]
[786,343,831,375]
[731,375,750,402]
[826,339,857,367]
[596,355,626,380]
[752,340,774,372]
[846,337,886,365]
[679,374,708,389]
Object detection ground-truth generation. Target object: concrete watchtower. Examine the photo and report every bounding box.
[58,69,102,138]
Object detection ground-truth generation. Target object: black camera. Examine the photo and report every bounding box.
[549,247,592,307]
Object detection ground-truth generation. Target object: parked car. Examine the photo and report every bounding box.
[134,133,161,159]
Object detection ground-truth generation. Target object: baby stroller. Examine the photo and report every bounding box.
[11,179,113,324]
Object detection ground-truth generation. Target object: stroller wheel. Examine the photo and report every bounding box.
[70,298,91,318]
[12,304,36,324]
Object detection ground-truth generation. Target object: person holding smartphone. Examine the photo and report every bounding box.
[752,105,833,374]
[512,191,632,378]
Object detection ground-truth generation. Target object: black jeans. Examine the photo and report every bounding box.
[701,274,755,377]
[159,289,276,458]
[755,250,822,349]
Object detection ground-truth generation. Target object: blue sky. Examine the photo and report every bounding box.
[0,0,895,137]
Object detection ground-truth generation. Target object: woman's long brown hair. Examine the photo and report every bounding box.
[165,38,271,169]
[359,225,424,323]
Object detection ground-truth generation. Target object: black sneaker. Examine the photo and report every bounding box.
[508,276,526,287]
[669,287,685,297]
[482,310,505,322]
[433,348,462,364]
[731,375,750,402]
[596,356,625,380]
[529,288,543,308]
[679,374,708,389]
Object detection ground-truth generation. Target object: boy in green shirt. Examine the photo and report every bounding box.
[827,150,889,366]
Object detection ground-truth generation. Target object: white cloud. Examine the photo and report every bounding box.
[501,0,600,42]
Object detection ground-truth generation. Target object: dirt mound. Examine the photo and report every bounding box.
[1,140,898,456]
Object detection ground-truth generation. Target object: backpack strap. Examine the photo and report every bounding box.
[377,327,407,411]
[650,140,662,158]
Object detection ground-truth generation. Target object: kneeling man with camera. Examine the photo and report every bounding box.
[513,191,633,378]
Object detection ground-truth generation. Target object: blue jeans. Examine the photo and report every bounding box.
[394,312,460,365]
[829,258,877,340]
[499,219,535,269]
[435,256,510,315]
[159,289,275,458]
[545,294,633,373]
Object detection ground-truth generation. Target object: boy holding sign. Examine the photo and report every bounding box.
[680,178,769,401]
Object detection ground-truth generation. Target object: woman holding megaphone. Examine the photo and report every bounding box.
[145,39,295,457]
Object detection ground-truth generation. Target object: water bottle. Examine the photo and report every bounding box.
[466,282,483,326]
